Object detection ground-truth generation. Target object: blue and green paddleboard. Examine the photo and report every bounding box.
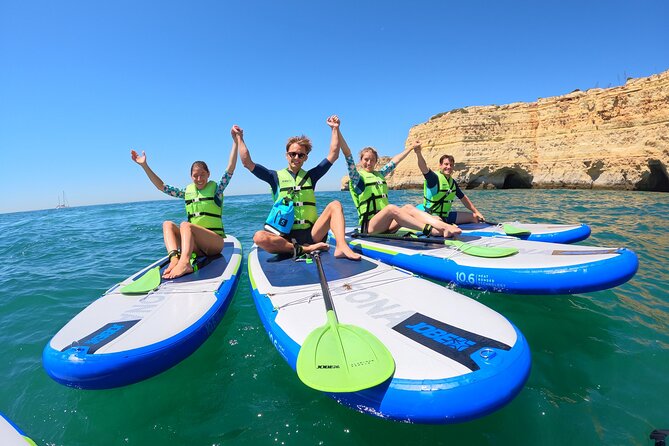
[43,237,243,389]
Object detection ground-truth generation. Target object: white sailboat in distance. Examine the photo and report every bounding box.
[55,191,69,209]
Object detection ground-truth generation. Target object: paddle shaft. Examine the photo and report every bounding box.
[351,231,452,246]
[312,252,335,314]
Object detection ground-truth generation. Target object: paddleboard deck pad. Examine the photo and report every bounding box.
[338,230,638,295]
[458,221,590,243]
[43,236,243,389]
[249,247,531,423]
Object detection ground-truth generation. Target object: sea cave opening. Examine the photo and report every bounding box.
[642,161,669,192]
[502,172,533,189]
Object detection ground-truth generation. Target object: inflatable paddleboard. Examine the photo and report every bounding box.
[337,230,637,295]
[459,221,591,244]
[43,236,242,389]
[0,413,36,446]
[248,246,531,423]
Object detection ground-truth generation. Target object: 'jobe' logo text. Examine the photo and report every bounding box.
[85,323,126,345]
[405,322,476,352]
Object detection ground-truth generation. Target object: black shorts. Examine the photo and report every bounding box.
[441,212,459,224]
[284,228,327,245]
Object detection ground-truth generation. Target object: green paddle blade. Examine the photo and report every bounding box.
[296,311,395,393]
[120,266,162,295]
[502,223,531,236]
[444,240,519,258]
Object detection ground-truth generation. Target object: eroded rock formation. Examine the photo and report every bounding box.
[343,70,669,192]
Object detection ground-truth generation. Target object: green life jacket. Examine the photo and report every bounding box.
[274,168,317,231]
[423,171,456,218]
[349,169,389,231]
[185,181,225,237]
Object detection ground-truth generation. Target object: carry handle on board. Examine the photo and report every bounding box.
[295,251,395,393]
[350,231,519,258]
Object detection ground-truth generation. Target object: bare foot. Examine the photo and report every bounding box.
[162,256,180,278]
[163,261,194,279]
[429,227,443,237]
[334,244,362,261]
[302,242,330,255]
[441,224,461,238]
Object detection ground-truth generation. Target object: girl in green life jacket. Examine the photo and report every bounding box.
[130,125,239,279]
[338,127,461,237]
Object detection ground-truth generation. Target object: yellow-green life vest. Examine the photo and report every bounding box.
[349,169,389,230]
[185,181,225,237]
[423,171,456,218]
[275,168,317,230]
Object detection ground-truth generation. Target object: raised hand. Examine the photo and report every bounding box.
[231,125,243,140]
[131,150,146,165]
[326,115,340,129]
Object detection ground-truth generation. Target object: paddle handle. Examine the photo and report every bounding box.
[312,252,335,314]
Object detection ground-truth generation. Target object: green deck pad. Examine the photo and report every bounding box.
[296,310,395,393]
[120,266,161,295]
[443,239,519,258]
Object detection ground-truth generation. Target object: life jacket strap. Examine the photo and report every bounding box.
[187,211,222,220]
[185,196,215,205]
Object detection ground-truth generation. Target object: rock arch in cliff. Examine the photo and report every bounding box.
[637,160,669,192]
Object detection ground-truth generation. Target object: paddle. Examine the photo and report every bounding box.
[296,251,395,393]
[119,258,170,295]
[481,220,531,236]
[119,253,215,295]
[350,231,519,258]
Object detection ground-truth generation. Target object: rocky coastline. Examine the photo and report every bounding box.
[342,70,669,192]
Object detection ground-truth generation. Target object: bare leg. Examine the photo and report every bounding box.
[164,223,224,279]
[366,204,426,234]
[253,231,329,255]
[311,201,361,260]
[162,221,180,276]
[402,205,462,237]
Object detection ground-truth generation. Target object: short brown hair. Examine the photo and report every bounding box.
[285,135,312,154]
[439,154,455,164]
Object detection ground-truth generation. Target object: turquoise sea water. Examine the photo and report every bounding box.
[1,189,667,446]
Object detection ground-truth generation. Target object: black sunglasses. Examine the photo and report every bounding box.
[287,152,307,159]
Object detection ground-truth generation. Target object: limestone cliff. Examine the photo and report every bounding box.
[344,70,669,191]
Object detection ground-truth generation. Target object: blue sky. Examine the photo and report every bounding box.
[1,0,667,213]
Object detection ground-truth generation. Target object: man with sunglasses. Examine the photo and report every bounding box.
[236,116,361,260]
